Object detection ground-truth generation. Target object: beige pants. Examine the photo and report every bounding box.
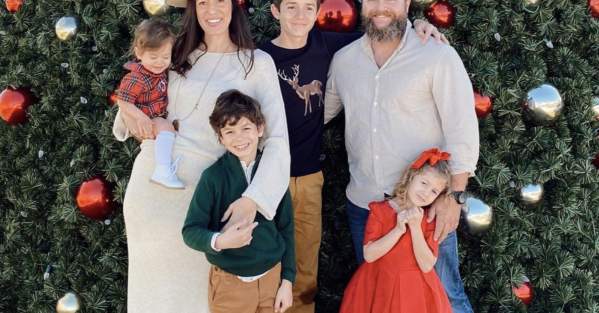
[287,171,324,313]
[208,263,281,313]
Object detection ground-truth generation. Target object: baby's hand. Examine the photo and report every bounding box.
[405,207,424,228]
[274,279,293,313]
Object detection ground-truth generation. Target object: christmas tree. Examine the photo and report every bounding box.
[1,0,598,312]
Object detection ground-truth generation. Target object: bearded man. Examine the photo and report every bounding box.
[324,0,479,312]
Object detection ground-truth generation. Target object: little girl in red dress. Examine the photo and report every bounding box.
[340,148,453,313]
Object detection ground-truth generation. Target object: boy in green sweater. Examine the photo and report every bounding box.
[182,89,295,313]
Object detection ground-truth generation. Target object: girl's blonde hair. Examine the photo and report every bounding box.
[391,160,452,208]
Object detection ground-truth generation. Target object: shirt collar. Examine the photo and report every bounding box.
[359,19,413,67]
[125,61,166,78]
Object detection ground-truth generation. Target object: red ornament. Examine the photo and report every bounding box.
[593,153,599,169]
[512,279,533,306]
[76,177,114,220]
[425,0,456,29]
[236,0,247,9]
[0,87,33,125]
[108,91,118,106]
[474,91,492,118]
[5,0,23,13]
[316,0,357,32]
[590,0,599,18]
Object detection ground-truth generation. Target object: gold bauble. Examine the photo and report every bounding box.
[524,84,564,123]
[56,292,80,313]
[520,183,544,205]
[462,197,493,234]
[143,0,170,16]
[55,16,78,41]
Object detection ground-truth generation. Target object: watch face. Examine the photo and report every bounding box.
[454,191,466,204]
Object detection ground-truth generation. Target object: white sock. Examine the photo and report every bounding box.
[154,131,176,167]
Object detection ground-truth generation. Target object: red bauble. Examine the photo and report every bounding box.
[474,91,492,118]
[236,0,247,9]
[0,87,33,125]
[512,281,533,306]
[593,153,599,169]
[76,177,114,221]
[425,0,456,28]
[316,0,357,32]
[590,0,599,18]
[108,91,118,106]
[5,0,23,13]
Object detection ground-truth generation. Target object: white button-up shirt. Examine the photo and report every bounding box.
[325,22,480,208]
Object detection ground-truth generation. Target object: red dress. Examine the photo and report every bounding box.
[339,201,451,313]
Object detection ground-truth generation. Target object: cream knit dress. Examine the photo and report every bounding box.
[113,49,289,313]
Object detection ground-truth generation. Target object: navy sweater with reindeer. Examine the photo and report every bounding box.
[260,29,360,177]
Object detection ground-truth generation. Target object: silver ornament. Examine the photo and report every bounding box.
[56,292,80,313]
[520,183,543,205]
[143,0,170,16]
[592,96,599,121]
[524,84,564,123]
[494,33,502,42]
[38,150,44,159]
[462,196,493,234]
[55,16,78,41]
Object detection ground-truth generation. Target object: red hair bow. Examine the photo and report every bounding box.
[410,148,451,169]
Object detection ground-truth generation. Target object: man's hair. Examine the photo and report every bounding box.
[130,18,176,55]
[209,90,266,136]
[272,0,321,10]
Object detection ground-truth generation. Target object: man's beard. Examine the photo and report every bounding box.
[362,12,407,42]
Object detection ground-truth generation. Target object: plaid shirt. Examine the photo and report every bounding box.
[117,62,168,118]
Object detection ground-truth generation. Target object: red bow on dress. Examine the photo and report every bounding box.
[410,148,451,169]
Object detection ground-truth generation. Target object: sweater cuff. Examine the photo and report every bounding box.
[281,268,296,284]
[205,232,223,255]
[242,187,274,220]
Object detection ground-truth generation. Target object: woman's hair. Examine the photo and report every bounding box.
[171,0,255,77]
[129,18,176,56]
[391,161,452,208]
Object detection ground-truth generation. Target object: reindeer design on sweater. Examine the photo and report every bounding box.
[277,64,324,116]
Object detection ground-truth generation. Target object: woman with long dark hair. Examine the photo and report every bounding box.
[113,0,289,311]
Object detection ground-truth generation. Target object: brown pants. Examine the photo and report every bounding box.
[287,171,324,313]
[208,263,281,313]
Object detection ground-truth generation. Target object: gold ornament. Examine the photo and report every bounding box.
[524,84,563,123]
[462,196,493,234]
[591,96,599,121]
[56,292,80,313]
[143,0,170,16]
[520,183,543,205]
[55,16,78,41]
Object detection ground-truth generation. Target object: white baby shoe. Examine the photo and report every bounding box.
[150,157,185,189]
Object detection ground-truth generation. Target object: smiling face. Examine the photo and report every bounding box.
[406,168,448,208]
[134,41,173,74]
[271,0,319,40]
[195,0,233,40]
[361,0,410,41]
[218,116,264,164]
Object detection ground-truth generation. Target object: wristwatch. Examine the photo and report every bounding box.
[451,191,467,205]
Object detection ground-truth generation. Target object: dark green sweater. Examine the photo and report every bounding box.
[182,152,296,283]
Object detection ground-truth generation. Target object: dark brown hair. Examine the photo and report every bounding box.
[209,89,265,136]
[171,0,255,77]
[129,18,176,55]
[272,0,321,10]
